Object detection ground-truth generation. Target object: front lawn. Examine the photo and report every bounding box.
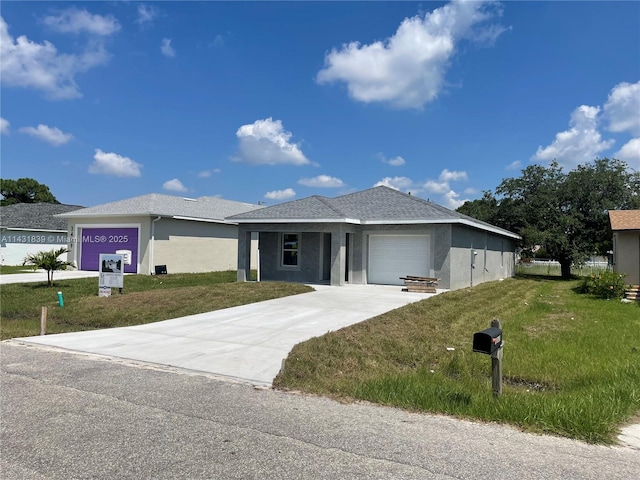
[0,271,312,340]
[274,275,640,444]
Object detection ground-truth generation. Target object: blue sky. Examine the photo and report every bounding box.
[1,1,639,209]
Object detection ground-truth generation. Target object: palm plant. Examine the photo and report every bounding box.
[23,247,75,287]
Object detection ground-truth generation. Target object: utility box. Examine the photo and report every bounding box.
[116,249,132,265]
[473,327,503,355]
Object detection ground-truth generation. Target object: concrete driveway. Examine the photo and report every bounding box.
[15,284,437,386]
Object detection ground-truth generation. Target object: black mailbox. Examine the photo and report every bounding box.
[473,327,503,355]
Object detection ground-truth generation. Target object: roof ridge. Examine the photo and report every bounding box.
[316,195,346,217]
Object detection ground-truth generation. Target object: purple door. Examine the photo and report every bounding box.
[80,227,138,273]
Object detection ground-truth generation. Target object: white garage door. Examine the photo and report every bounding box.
[368,235,430,285]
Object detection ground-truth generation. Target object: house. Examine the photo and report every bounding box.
[228,186,520,290]
[609,210,640,285]
[0,203,83,265]
[57,194,263,274]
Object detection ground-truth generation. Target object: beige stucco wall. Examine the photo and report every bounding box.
[68,216,257,275]
[613,231,640,285]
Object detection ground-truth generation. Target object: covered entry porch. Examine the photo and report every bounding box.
[236,224,357,286]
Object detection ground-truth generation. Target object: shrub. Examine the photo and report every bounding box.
[578,270,627,299]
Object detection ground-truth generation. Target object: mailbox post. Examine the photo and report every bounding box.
[473,319,503,397]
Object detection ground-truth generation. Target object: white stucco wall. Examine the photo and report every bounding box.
[0,229,68,265]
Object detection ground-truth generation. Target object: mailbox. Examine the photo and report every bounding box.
[473,327,503,355]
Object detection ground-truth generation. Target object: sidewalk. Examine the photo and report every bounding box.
[0,269,100,285]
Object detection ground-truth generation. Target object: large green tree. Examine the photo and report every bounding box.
[457,158,640,278]
[0,178,59,206]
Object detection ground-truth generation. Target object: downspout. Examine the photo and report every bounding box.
[150,216,161,274]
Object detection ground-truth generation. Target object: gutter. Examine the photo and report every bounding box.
[150,216,161,274]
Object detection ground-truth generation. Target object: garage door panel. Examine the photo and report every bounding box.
[368,235,430,285]
[80,227,138,273]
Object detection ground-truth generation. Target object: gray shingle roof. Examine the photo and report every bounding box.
[228,186,520,239]
[56,194,262,222]
[1,203,84,231]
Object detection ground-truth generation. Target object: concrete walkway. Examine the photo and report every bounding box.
[0,269,100,284]
[14,284,436,386]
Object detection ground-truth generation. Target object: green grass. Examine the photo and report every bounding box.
[274,275,640,444]
[0,271,312,340]
[0,265,37,274]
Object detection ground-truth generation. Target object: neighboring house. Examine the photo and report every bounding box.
[609,210,640,286]
[0,203,83,265]
[57,194,262,275]
[228,186,520,290]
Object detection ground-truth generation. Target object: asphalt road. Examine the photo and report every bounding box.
[2,342,638,480]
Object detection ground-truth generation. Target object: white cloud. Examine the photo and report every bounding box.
[298,175,345,188]
[614,138,640,164]
[423,168,470,209]
[0,16,110,99]
[198,168,221,178]
[374,174,468,209]
[439,169,467,182]
[378,153,406,166]
[424,180,450,194]
[234,118,311,166]
[137,5,159,25]
[89,149,142,177]
[506,160,521,170]
[163,178,188,192]
[0,117,9,135]
[19,124,73,146]
[265,188,296,200]
[161,38,175,57]
[209,34,224,48]
[604,81,640,136]
[374,176,414,190]
[532,105,614,167]
[42,8,120,36]
[442,190,466,210]
[316,0,507,109]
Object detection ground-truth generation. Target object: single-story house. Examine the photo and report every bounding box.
[0,203,83,265]
[609,210,640,286]
[228,186,521,290]
[57,194,262,274]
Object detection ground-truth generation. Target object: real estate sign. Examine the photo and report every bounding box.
[98,253,124,294]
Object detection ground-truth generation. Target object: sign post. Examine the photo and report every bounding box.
[472,318,504,397]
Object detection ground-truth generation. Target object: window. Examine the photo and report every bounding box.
[281,233,300,267]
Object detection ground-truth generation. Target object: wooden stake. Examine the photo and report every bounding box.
[40,306,48,336]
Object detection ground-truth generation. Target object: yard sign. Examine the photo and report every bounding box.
[99,253,124,296]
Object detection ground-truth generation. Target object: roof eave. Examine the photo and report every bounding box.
[233,217,521,239]
[171,215,232,225]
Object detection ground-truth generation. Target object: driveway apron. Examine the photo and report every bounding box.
[15,285,436,386]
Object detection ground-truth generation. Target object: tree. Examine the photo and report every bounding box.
[457,158,640,279]
[0,178,59,206]
[23,247,74,287]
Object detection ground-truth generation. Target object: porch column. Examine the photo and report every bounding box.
[330,226,346,286]
[236,226,252,282]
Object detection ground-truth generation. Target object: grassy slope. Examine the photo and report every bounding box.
[274,276,640,444]
[0,271,312,339]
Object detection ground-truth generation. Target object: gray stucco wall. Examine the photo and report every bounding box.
[237,222,516,290]
[613,231,640,285]
[450,224,516,290]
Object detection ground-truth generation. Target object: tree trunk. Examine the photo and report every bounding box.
[560,260,572,279]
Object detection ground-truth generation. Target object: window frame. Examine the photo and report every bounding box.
[280,232,301,269]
